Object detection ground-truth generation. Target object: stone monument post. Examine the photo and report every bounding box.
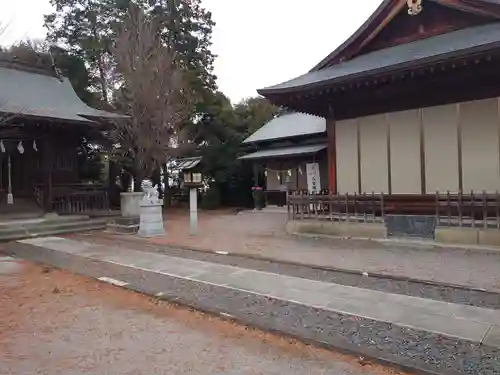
[189,187,198,236]
[138,183,165,237]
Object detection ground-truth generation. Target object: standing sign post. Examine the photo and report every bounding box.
[189,188,198,235]
[184,171,203,236]
[306,162,321,194]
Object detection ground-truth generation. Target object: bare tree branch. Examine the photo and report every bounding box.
[111,5,193,188]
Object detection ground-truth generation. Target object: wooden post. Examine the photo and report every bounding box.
[42,137,53,213]
[326,114,337,193]
[253,162,260,187]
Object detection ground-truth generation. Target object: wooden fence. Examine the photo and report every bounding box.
[287,191,500,228]
[52,190,109,214]
[34,184,110,214]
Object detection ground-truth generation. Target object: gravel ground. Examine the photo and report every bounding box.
[0,259,406,375]
[4,245,498,375]
[74,209,500,292]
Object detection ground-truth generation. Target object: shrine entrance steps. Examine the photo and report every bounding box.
[0,215,107,241]
[0,197,43,219]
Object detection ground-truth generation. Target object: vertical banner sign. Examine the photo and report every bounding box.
[306,163,321,194]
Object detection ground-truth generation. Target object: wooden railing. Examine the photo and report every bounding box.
[33,186,44,208]
[288,192,383,223]
[288,191,500,228]
[34,184,110,214]
[53,189,109,214]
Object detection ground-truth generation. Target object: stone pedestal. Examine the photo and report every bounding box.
[120,192,143,217]
[107,216,140,234]
[138,199,165,237]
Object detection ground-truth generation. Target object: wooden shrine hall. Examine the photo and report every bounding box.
[0,55,125,216]
[258,0,500,219]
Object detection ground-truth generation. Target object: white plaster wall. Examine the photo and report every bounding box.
[334,98,500,195]
[335,119,358,193]
[461,98,500,193]
[388,110,421,194]
[423,104,459,193]
[359,114,389,193]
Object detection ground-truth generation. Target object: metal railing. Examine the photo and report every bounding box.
[287,190,500,228]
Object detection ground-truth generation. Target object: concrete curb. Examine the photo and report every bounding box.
[152,242,494,294]
[291,229,500,254]
[3,242,498,375]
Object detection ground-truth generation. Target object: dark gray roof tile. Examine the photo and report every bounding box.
[0,66,126,123]
[259,22,500,95]
[243,113,325,143]
[239,144,327,160]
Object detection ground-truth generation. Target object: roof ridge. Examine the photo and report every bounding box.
[0,52,60,78]
[311,0,500,72]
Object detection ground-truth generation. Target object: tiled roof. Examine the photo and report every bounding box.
[259,22,500,95]
[0,66,126,123]
[243,113,325,144]
[176,156,202,170]
[239,144,327,160]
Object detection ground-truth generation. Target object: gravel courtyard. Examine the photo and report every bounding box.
[80,209,500,292]
[0,257,405,375]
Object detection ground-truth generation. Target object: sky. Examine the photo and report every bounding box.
[0,0,382,103]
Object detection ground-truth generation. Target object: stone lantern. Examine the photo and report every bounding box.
[177,157,203,235]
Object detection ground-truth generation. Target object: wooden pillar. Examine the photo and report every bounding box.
[456,103,464,193]
[326,114,337,193]
[42,137,53,213]
[253,162,260,187]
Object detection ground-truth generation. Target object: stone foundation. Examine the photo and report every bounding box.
[436,227,500,247]
[286,220,386,239]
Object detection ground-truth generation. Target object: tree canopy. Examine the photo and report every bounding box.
[41,0,286,207]
[45,0,217,112]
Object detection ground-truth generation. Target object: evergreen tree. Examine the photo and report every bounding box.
[44,0,216,111]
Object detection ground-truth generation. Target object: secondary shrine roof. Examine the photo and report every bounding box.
[0,65,126,123]
[258,22,500,96]
[176,156,203,171]
[243,113,325,144]
[239,144,327,160]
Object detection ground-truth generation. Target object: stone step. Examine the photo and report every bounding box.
[6,237,500,375]
[0,218,106,241]
[0,215,90,227]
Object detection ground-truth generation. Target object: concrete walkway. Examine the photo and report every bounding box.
[76,210,500,292]
[5,237,500,375]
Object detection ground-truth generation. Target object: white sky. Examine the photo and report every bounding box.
[0,0,382,103]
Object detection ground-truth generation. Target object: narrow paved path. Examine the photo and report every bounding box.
[74,209,500,292]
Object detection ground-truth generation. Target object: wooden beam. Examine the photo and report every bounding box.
[438,0,500,19]
[456,103,463,192]
[326,111,337,193]
[419,108,426,194]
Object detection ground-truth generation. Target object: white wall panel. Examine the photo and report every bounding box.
[388,110,421,194]
[359,114,388,193]
[461,98,500,193]
[335,119,358,193]
[423,104,459,193]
